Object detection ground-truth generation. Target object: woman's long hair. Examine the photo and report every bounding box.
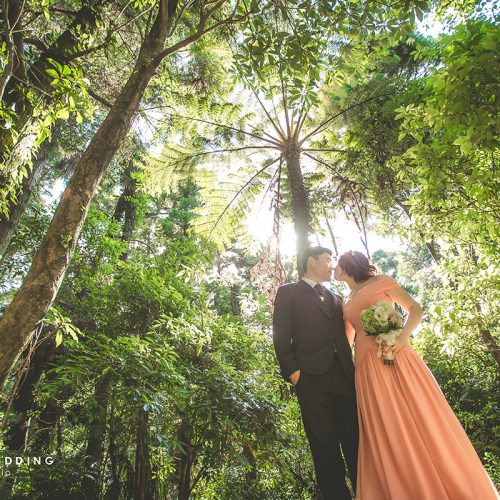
[337,251,378,283]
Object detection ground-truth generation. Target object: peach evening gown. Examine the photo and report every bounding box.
[343,275,498,500]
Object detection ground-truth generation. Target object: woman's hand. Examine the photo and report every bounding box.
[384,333,410,356]
[385,287,424,339]
[384,286,424,357]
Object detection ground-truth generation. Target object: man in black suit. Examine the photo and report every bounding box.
[273,246,358,500]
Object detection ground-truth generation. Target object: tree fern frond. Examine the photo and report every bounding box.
[191,157,281,251]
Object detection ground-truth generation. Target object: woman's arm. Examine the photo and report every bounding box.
[385,286,424,353]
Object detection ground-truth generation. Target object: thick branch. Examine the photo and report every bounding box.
[87,88,113,108]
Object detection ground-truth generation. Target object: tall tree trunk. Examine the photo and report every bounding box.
[82,372,112,499]
[32,383,72,452]
[108,423,122,499]
[134,407,153,500]
[176,421,193,500]
[283,142,312,276]
[324,209,338,257]
[230,284,241,316]
[2,328,56,452]
[479,325,500,372]
[0,163,41,259]
[0,0,182,389]
[243,441,258,488]
[178,449,193,500]
[0,0,26,103]
[113,160,139,260]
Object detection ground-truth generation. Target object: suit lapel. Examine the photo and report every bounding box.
[296,280,331,318]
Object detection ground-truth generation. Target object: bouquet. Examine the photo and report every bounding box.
[360,300,404,365]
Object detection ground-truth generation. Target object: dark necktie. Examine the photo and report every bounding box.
[314,283,325,301]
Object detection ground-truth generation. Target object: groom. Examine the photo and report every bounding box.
[272,246,358,500]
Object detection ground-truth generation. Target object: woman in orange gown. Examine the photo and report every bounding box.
[334,250,498,500]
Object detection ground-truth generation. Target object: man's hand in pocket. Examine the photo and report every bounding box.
[289,370,301,386]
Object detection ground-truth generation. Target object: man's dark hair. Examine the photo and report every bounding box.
[301,246,333,273]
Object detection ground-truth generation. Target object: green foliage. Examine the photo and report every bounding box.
[392,20,499,366]
[235,0,431,109]
[31,239,311,497]
[0,197,53,302]
[0,175,313,497]
[0,455,88,500]
[41,59,95,131]
[371,249,399,277]
[0,0,124,216]
[1,2,498,496]
[317,20,499,387]
[43,307,82,347]
[413,323,499,484]
[398,20,498,154]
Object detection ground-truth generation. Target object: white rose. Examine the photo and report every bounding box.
[374,309,390,324]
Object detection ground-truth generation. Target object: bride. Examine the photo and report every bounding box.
[334,250,498,500]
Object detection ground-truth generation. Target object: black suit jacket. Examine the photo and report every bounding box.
[272,281,355,383]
